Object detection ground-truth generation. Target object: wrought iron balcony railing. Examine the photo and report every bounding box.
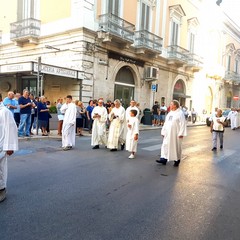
[10,18,41,40]
[224,71,240,83]
[134,30,162,53]
[98,13,134,43]
[187,53,203,68]
[167,45,189,63]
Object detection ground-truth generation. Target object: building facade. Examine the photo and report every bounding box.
[0,0,239,113]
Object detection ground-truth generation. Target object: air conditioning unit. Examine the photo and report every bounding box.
[145,67,158,80]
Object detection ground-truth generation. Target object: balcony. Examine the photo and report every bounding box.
[185,53,203,72]
[224,71,240,84]
[98,13,134,47]
[167,45,189,67]
[10,18,41,46]
[134,30,162,56]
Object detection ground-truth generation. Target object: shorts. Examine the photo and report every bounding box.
[38,120,47,129]
[58,115,64,121]
[159,115,166,121]
[153,114,159,120]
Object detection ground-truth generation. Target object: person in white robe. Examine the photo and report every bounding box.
[91,99,108,149]
[125,100,139,121]
[107,99,126,151]
[126,109,139,159]
[227,108,238,130]
[0,96,18,202]
[156,100,187,167]
[60,95,77,150]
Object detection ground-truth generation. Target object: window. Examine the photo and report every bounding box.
[234,60,239,73]
[108,0,120,15]
[169,5,186,46]
[189,32,195,53]
[17,0,37,20]
[140,2,150,30]
[171,21,179,45]
[227,55,231,71]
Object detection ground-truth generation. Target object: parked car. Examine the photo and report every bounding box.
[206,109,231,127]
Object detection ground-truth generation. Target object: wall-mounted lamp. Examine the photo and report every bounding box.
[45,45,61,51]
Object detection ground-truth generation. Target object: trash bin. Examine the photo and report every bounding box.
[143,108,152,125]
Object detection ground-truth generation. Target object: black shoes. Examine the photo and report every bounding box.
[92,145,99,149]
[110,148,117,152]
[212,147,217,151]
[173,160,180,167]
[121,143,125,151]
[220,145,223,149]
[156,158,167,165]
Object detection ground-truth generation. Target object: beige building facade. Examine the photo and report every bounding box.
[0,0,240,113]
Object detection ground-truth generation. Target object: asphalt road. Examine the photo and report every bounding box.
[1,126,240,240]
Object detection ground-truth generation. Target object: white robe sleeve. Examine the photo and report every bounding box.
[178,111,187,137]
[2,107,18,151]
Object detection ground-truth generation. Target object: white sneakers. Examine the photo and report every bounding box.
[128,154,135,159]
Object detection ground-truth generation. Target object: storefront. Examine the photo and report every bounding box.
[0,62,84,103]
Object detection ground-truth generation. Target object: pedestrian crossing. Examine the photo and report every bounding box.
[138,137,238,163]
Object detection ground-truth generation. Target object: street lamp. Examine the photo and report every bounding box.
[216,0,222,6]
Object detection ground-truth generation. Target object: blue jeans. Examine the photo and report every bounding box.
[18,114,31,136]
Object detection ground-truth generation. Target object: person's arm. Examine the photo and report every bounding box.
[210,121,213,133]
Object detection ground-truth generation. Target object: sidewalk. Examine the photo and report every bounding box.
[18,121,206,141]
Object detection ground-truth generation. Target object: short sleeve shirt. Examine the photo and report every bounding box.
[18,96,32,114]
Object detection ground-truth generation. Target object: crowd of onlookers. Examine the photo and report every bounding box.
[1,90,52,137]
[0,90,144,138]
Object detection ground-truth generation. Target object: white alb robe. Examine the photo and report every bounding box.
[107,106,125,149]
[91,106,108,146]
[161,108,187,161]
[61,102,77,148]
[227,111,238,129]
[0,105,18,190]
[126,116,139,153]
[125,106,139,121]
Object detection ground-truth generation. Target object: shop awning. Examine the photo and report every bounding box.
[0,62,84,79]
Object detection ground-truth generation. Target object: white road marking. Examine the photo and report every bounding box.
[142,144,162,151]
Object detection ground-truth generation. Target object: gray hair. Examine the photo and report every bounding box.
[172,99,180,108]
[114,99,121,105]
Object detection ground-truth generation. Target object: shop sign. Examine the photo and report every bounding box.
[108,51,145,67]
[34,63,78,78]
[233,96,239,100]
[0,62,32,73]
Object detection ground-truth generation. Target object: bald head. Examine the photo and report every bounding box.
[8,91,14,99]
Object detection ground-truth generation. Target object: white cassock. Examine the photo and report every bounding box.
[107,106,126,149]
[91,106,108,146]
[227,111,238,129]
[125,106,139,121]
[0,105,18,190]
[161,108,187,161]
[61,102,77,148]
[238,112,240,128]
[126,116,139,153]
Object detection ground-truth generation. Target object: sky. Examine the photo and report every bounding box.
[221,0,240,26]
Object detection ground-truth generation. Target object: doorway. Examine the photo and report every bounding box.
[114,66,135,108]
[114,84,134,108]
[22,77,37,96]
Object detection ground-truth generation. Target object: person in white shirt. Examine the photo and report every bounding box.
[91,99,108,149]
[125,100,139,122]
[210,109,227,151]
[60,95,77,151]
[227,108,238,130]
[0,94,19,202]
[107,99,126,151]
[156,100,187,167]
[159,102,167,126]
[126,109,139,159]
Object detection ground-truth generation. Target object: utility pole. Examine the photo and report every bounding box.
[36,56,41,135]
